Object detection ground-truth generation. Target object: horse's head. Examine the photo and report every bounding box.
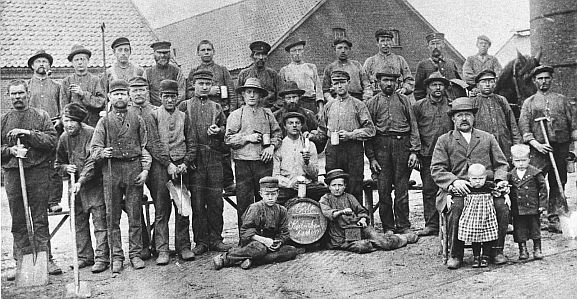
[495,49,541,104]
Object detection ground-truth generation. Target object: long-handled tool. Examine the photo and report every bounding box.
[535,117,569,214]
[65,174,91,297]
[15,138,48,287]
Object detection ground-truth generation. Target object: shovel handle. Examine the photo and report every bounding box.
[69,174,80,292]
[537,119,569,213]
[17,138,36,260]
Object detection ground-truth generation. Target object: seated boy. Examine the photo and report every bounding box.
[213,177,299,270]
[319,169,417,254]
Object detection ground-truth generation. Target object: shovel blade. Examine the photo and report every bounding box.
[166,181,192,216]
[16,251,48,287]
[66,281,92,298]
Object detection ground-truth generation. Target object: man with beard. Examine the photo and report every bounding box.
[412,72,454,236]
[519,65,577,233]
[1,79,62,277]
[279,37,324,114]
[27,50,63,213]
[472,69,521,162]
[55,103,109,273]
[414,33,462,100]
[323,37,372,101]
[431,97,509,269]
[60,45,106,128]
[188,40,236,193]
[144,41,186,107]
[102,37,144,93]
[273,81,319,141]
[365,70,420,234]
[463,35,502,88]
[237,41,282,111]
[363,29,414,97]
[315,70,375,202]
[90,79,151,273]
[179,70,232,256]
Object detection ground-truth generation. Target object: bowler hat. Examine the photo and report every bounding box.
[424,72,450,86]
[330,70,350,81]
[477,35,492,45]
[189,69,213,82]
[324,169,350,185]
[67,45,92,62]
[279,81,305,98]
[28,50,53,69]
[151,41,171,52]
[111,37,130,49]
[447,97,478,116]
[63,103,88,122]
[284,37,306,52]
[128,76,148,87]
[259,176,279,190]
[235,78,268,96]
[160,79,178,94]
[426,32,445,43]
[109,79,129,93]
[530,65,554,78]
[333,37,353,47]
[249,41,271,54]
[283,111,305,124]
[375,29,394,39]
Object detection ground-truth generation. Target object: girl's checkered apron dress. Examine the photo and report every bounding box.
[458,192,498,243]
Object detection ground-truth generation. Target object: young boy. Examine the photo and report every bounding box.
[508,144,547,260]
[319,169,417,254]
[212,177,299,270]
[456,164,500,268]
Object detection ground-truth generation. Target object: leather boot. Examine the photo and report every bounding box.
[518,242,529,260]
[533,239,543,260]
[492,248,508,265]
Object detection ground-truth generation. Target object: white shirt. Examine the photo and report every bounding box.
[461,131,472,143]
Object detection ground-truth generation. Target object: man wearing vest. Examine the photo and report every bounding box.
[143,41,186,107]
[90,79,151,273]
[102,37,144,93]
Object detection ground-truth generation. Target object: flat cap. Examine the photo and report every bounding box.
[324,169,350,185]
[63,103,88,122]
[448,97,478,116]
[375,69,401,79]
[128,76,148,87]
[112,37,130,49]
[426,32,445,43]
[259,176,279,190]
[28,49,53,69]
[250,41,271,54]
[67,45,91,62]
[189,69,214,82]
[333,37,353,47]
[109,79,129,93]
[530,65,554,78]
[284,37,306,52]
[477,35,492,45]
[160,79,178,94]
[475,69,497,83]
[283,111,305,124]
[375,29,394,39]
[151,41,171,52]
[330,70,350,81]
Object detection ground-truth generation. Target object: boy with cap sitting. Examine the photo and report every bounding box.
[319,169,417,254]
[213,176,299,270]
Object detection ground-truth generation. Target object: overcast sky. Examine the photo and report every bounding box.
[133,0,530,57]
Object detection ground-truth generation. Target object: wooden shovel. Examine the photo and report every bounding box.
[15,138,48,287]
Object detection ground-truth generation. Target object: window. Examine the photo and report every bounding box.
[390,29,400,46]
[333,28,346,39]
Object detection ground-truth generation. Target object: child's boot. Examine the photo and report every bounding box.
[533,239,543,260]
[472,256,480,268]
[518,242,529,260]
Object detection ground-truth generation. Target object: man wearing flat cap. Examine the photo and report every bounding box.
[90,79,152,273]
[322,37,372,102]
[225,78,282,231]
[237,41,282,110]
[365,68,420,235]
[279,37,324,114]
[179,70,232,256]
[471,69,521,163]
[102,37,144,93]
[415,33,462,101]
[55,103,109,273]
[27,49,64,213]
[431,97,509,269]
[60,44,106,128]
[143,41,186,107]
[315,70,375,202]
[363,29,414,98]
[519,65,577,233]
[213,176,298,270]
[273,111,326,204]
[462,35,502,87]
[412,72,454,236]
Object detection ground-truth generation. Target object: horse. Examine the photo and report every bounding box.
[494,50,541,119]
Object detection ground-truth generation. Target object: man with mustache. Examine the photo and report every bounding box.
[322,37,372,102]
[519,65,577,233]
[414,33,462,100]
[237,41,282,111]
[363,29,414,98]
[273,81,318,139]
[102,37,144,93]
[365,69,420,235]
[431,97,509,269]
[27,50,63,213]
[462,35,502,88]
[90,79,151,274]
[143,41,185,107]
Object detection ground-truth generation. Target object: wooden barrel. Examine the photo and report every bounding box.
[286,198,327,245]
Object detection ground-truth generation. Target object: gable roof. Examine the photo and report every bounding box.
[156,0,326,72]
[495,29,531,64]
[0,0,159,69]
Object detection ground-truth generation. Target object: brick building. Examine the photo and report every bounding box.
[156,0,465,78]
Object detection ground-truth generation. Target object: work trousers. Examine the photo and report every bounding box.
[75,182,109,263]
[147,160,191,253]
[103,159,143,261]
[234,159,273,228]
[337,226,406,254]
[47,159,63,207]
[190,151,224,247]
[420,156,440,230]
[325,141,364,202]
[513,214,541,242]
[225,241,298,267]
[222,149,234,188]
[373,135,411,231]
[448,196,509,259]
[5,165,51,260]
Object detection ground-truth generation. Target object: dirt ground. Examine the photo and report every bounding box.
[2,162,577,298]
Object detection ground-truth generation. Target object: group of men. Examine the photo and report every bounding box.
[2,28,574,276]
